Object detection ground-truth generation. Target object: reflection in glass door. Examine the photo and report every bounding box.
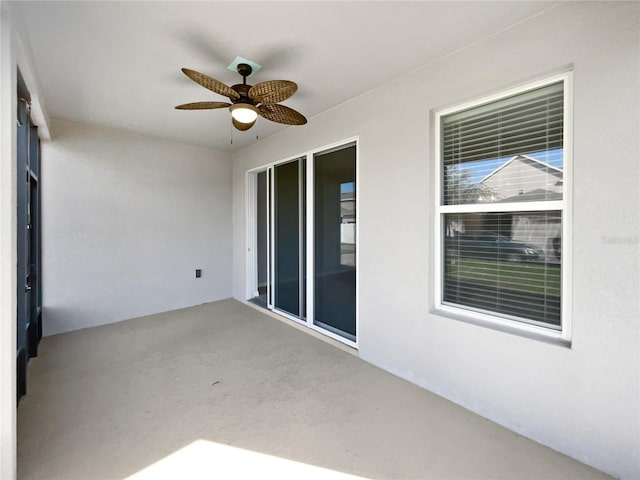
[312,143,356,341]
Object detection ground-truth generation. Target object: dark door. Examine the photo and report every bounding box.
[16,94,30,401]
[16,71,42,404]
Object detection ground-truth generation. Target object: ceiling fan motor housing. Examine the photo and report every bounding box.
[231,84,253,104]
[232,64,255,105]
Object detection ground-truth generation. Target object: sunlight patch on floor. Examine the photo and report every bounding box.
[124,439,370,480]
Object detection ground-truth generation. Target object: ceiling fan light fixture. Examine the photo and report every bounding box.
[230,103,259,124]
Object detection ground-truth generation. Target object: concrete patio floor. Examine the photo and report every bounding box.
[17,299,611,479]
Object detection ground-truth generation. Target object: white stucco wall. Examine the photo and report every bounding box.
[232,3,639,479]
[42,119,233,335]
[0,4,17,479]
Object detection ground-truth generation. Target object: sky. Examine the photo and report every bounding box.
[341,181,354,194]
[340,149,564,192]
[462,148,563,184]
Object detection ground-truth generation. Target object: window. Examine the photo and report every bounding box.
[435,73,571,340]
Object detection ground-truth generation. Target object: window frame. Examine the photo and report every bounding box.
[433,72,573,343]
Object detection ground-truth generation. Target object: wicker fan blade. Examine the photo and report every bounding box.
[258,104,307,125]
[181,68,240,100]
[232,117,256,131]
[175,101,231,110]
[249,80,297,104]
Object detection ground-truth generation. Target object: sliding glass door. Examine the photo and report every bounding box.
[253,170,269,307]
[273,158,305,319]
[248,140,357,345]
[312,144,357,341]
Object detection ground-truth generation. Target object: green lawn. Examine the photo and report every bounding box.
[341,243,356,255]
[446,257,561,296]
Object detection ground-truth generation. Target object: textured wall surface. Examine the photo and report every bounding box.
[0,5,17,479]
[42,119,233,335]
[232,3,640,478]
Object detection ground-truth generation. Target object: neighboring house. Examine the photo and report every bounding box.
[479,154,563,202]
[340,190,355,224]
[479,154,564,261]
[340,190,356,266]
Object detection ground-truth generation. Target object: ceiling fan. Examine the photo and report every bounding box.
[175,63,307,131]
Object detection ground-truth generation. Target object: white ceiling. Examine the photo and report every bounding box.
[17,1,557,152]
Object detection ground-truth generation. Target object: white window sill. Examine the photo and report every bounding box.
[431,304,572,348]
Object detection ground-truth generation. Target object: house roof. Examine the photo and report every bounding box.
[479,154,563,184]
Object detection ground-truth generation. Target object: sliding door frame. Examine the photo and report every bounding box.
[271,155,305,320]
[245,136,359,349]
[245,172,258,301]
[305,138,359,348]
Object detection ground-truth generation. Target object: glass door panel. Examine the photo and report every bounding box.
[313,144,356,340]
[274,159,305,318]
[252,170,269,307]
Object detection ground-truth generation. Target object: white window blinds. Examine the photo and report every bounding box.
[442,82,564,166]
